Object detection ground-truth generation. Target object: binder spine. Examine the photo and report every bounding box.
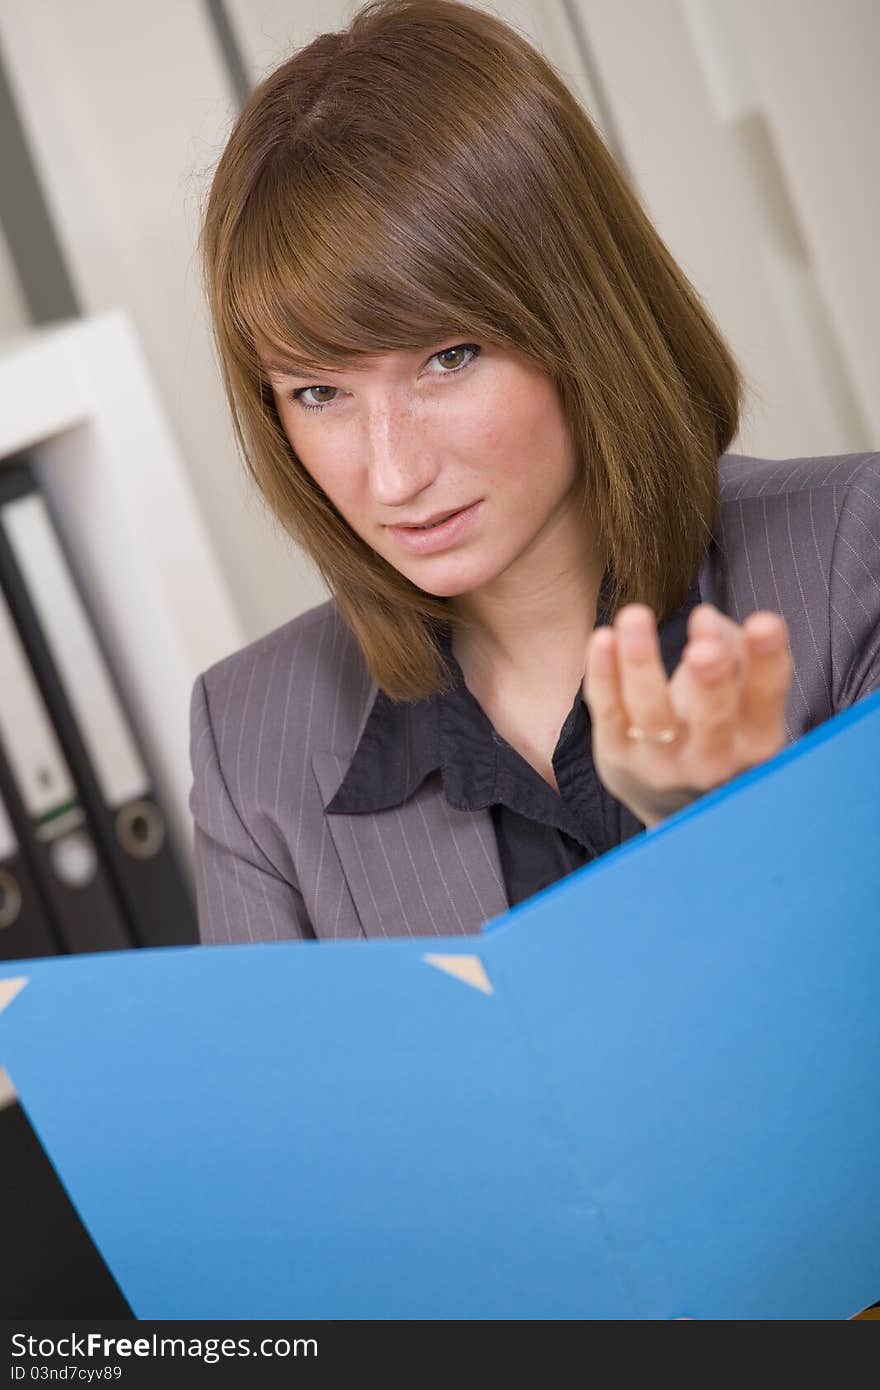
[0,463,197,948]
[0,585,131,954]
[0,785,60,960]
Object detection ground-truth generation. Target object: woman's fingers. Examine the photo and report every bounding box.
[613,604,680,740]
[678,606,746,763]
[585,602,792,773]
[687,602,746,661]
[583,624,628,745]
[684,606,790,762]
[740,612,792,754]
[583,600,793,829]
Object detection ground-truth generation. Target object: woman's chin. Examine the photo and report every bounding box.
[403,558,496,599]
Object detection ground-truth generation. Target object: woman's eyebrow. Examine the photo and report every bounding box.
[264,361,321,380]
[265,358,369,381]
[263,345,444,380]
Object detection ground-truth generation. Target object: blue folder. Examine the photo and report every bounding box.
[1,693,879,1320]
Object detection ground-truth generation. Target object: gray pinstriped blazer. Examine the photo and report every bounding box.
[189,451,880,945]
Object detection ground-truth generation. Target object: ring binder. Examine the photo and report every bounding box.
[0,460,197,948]
[0,867,21,930]
[0,786,59,959]
[0,611,127,955]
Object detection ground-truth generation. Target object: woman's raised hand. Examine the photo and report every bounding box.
[582,602,793,828]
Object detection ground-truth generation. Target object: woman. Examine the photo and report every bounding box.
[190,0,880,945]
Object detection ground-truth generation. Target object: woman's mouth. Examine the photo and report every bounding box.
[387,501,482,553]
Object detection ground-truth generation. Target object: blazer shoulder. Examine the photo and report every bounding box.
[706,450,880,732]
[199,596,338,691]
[717,449,880,505]
[193,596,375,763]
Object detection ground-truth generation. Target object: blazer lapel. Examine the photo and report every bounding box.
[312,750,509,940]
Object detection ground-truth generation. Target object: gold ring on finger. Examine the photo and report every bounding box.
[625,724,680,744]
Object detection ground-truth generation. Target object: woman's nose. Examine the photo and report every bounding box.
[362,404,437,504]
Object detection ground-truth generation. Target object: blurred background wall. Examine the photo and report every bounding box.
[1,0,877,648]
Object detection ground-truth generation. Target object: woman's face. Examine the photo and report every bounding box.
[262,338,583,600]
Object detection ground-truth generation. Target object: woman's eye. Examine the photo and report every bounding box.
[292,384,339,412]
[289,343,479,413]
[433,343,480,373]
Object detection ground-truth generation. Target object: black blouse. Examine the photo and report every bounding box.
[327,570,703,910]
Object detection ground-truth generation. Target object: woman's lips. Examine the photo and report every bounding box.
[387,500,482,554]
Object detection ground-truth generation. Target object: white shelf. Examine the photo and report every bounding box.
[0,310,245,878]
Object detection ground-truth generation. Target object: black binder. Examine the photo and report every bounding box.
[0,781,60,960]
[0,579,132,954]
[0,460,197,949]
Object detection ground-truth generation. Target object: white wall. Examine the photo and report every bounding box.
[571,0,873,458]
[0,221,30,337]
[734,0,878,442]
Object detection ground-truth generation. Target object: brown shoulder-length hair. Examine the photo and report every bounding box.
[199,0,743,701]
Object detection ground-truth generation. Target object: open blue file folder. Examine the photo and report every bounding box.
[1,692,879,1320]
